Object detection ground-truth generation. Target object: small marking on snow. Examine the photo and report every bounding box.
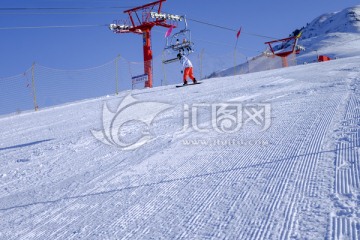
[16,159,30,163]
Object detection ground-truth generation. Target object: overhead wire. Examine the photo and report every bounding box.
[0,6,278,41]
[0,6,132,15]
[151,28,263,54]
[0,24,107,30]
[0,7,133,10]
[0,12,119,15]
[187,17,279,40]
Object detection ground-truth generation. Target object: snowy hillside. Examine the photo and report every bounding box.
[1,55,360,239]
[298,5,360,62]
[301,5,360,39]
[211,5,360,78]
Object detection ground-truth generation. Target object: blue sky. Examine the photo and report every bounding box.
[1,0,359,78]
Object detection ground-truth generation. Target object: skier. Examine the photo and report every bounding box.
[177,53,197,86]
[175,39,185,54]
[183,38,193,54]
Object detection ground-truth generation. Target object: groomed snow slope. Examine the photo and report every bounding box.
[0,57,360,239]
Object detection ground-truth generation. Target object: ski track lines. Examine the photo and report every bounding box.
[1,107,175,238]
[0,61,358,239]
[330,77,360,240]
[3,121,203,239]
[0,142,117,239]
[93,93,290,239]
[107,86,337,238]
[133,82,344,239]
[5,78,269,238]
[0,88,334,238]
[1,122,150,237]
[239,92,342,240]
[112,78,330,237]
[9,143,175,239]
[0,105,104,194]
[179,98,311,240]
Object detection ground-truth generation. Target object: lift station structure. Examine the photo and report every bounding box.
[109,0,182,88]
[265,34,304,67]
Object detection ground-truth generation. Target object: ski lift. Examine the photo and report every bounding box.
[264,32,305,67]
[162,16,194,64]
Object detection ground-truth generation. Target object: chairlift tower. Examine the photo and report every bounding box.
[109,0,181,88]
[264,34,304,67]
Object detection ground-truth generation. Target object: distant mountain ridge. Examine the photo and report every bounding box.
[301,5,360,39]
[209,5,360,78]
[296,5,360,63]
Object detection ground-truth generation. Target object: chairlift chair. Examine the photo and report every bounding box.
[162,16,195,64]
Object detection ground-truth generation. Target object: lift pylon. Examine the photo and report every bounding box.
[109,0,181,88]
[264,33,304,67]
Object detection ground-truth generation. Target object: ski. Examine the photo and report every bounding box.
[176,82,202,88]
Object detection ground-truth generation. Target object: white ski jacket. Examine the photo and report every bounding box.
[180,55,193,70]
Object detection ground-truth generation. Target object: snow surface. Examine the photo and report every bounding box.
[1,5,360,239]
[1,55,360,239]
